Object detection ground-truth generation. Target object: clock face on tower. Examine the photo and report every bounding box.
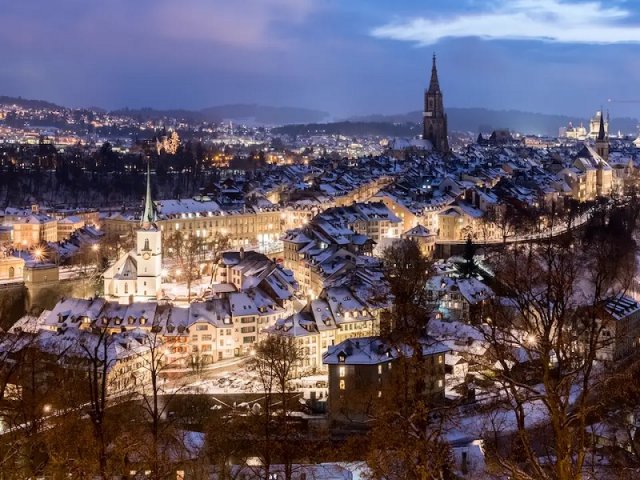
[142,252,151,260]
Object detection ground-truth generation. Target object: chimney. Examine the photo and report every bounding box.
[239,247,245,260]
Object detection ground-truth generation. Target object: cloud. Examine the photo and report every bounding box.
[371,0,640,45]
[150,0,316,49]
[0,0,317,54]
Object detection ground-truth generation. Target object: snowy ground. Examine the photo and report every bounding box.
[160,278,213,302]
[176,365,263,394]
[174,365,328,396]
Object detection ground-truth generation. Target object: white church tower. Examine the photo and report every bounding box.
[136,161,162,299]
[103,160,162,303]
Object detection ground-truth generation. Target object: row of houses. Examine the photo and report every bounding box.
[1,205,99,248]
[282,201,397,297]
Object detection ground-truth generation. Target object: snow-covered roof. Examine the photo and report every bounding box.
[324,336,448,365]
[154,198,222,218]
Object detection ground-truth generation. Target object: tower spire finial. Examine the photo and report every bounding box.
[429,53,440,93]
[141,158,156,227]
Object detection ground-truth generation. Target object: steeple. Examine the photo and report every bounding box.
[595,108,609,162]
[428,53,441,93]
[597,109,606,141]
[141,159,156,227]
[423,53,449,154]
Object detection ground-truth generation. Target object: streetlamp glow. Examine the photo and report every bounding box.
[33,247,44,262]
[525,333,537,347]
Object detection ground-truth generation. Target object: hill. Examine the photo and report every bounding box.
[0,95,65,111]
[349,108,639,137]
[111,104,330,125]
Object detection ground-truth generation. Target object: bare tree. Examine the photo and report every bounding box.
[103,229,134,262]
[381,238,432,340]
[203,410,252,480]
[477,201,637,480]
[207,231,231,285]
[249,335,303,480]
[136,330,193,480]
[0,332,49,479]
[360,240,454,479]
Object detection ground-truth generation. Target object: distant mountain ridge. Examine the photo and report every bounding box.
[107,104,331,125]
[0,95,330,125]
[349,108,640,137]
[0,95,65,111]
[0,95,637,135]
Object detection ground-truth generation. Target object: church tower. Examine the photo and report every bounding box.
[595,109,609,162]
[423,54,449,154]
[136,160,162,299]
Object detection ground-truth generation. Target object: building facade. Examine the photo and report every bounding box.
[323,337,448,425]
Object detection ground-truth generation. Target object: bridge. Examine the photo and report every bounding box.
[435,211,591,257]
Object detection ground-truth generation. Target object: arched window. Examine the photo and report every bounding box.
[124,283,129,294]
[8,267,14,278]
[144,238,150,251]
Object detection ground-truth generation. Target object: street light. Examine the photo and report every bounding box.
[33,247,44,262]
[525,333,537,347]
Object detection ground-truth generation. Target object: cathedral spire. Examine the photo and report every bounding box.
[423,53,449,154]
[429,53,441,93]
[595,108,609,162]
[597,109,606,141]
[141,158,156,227]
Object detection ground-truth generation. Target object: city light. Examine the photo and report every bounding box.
[525,333,537,347]
[33,247,45,262]
[1,12,637,476]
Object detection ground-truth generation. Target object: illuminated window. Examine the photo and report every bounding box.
[339,380,345,390]
[339,366,346,378]
[438,379,443,388]
[377,365,382,374]
[438,355,443,364]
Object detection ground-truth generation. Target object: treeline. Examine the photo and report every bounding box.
[0,141,230,207]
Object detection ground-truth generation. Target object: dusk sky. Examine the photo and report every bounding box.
[2,0,640,119]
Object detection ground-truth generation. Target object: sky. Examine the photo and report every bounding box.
[1,0,640,119]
